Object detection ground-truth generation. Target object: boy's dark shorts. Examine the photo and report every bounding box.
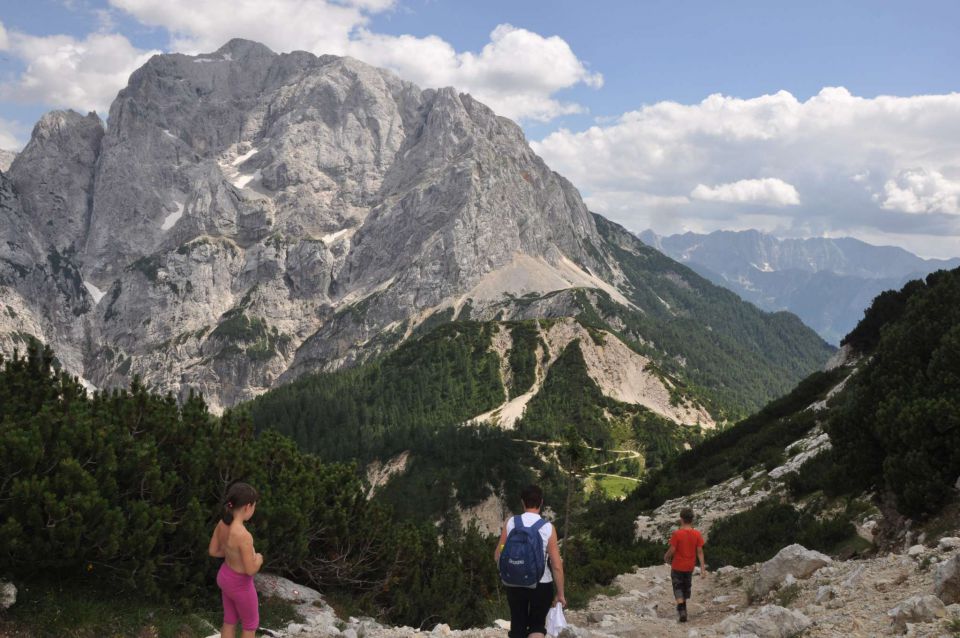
[671,569,693,600]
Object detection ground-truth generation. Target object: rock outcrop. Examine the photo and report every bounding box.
[0,171,91,376]
[7,111,103,254]
[0,580,15,610]
[935,555,960,604]
[0,40,607,411]
[888,595,947,634]
[716,604,811,638]
[753,544,832,598]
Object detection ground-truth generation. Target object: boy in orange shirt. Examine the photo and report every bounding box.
[663,507,706,623]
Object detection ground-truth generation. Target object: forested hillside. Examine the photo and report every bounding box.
[571,267,960,579]
[610,266,959,517]
[248,319,697,521]
[0,342,672,631]
[823,267,960,517]
[592,215,835,418]
[0,344,502,629]
[246,232,835,520]
[250,322,505,463]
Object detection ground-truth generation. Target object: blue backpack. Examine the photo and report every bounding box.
[499,515,547,588]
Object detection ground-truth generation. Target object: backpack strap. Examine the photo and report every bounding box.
[531,518,550,576]
[513,515,525,530]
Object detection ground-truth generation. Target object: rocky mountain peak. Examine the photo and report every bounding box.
[7,110,103,254]
[214,38,277,61]
[0,40,613,408]
[0,40,829,412]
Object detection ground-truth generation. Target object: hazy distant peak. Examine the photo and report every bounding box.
[642,227,960,344]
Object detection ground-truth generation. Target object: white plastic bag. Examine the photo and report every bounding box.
[545,602,567,637]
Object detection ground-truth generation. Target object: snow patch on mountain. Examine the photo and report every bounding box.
[232,147,259,166]
[160,201,184,231]
[321,228,354,245]
[83,281,106,304]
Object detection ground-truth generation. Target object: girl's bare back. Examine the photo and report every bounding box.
[214,521,256,574]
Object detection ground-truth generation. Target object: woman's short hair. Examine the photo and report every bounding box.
[520,484,544,509]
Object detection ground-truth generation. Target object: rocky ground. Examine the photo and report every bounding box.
[233,421,960,638]
[244,533,960,638]
[634,426,846,543]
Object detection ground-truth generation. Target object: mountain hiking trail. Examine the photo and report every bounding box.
[239,532,960,638]
[508,438,643,484]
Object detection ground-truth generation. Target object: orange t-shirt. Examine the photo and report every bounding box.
[669,528,704,572]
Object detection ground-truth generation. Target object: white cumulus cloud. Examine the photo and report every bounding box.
[2,1,600,130]
[0,22,158,113]
[879,168,960,215]
[533,87,960,257]
[1,3,601,123]
[349,24,603,122]
[108,0,370,56]
[691,178,800,206]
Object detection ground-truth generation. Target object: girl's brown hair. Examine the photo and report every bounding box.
[222,482,259,525]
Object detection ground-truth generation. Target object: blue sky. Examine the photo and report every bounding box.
[1,0,959,256]
[367,0,960,137]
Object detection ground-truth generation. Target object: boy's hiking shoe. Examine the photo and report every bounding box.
[678,605,688,623]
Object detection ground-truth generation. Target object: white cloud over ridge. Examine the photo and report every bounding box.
[105,0,601,121]
[533,87,960,258]
[350,24,603,122]
[0,23,158,114]
[2,3,957,258]
[691,178,800,206]
[109,0,369,56]
[0,2,600,123]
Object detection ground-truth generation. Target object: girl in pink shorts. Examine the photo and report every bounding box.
[209,482,263,638]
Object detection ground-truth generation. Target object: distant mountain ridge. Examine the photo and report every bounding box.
[638,229,960,344]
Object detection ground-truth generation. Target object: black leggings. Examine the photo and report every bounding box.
[506,581,555,638]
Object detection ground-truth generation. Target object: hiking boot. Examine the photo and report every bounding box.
[678,607,688,623]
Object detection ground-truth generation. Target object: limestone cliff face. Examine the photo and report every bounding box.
[0,39,609,410]
[0,172,90,376]
[8,111,103,255]
[0,39,827,413]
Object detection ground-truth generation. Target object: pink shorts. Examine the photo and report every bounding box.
[217,562,259,631]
